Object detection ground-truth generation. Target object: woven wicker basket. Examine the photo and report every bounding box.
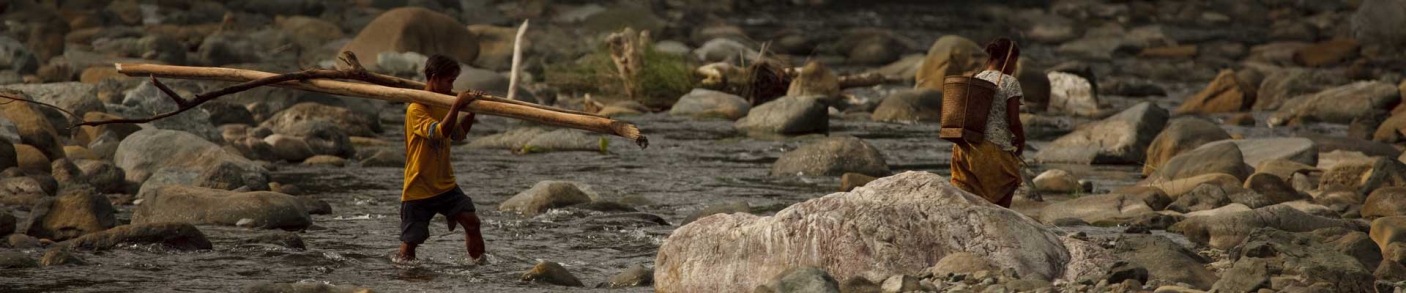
[939,75,997,145]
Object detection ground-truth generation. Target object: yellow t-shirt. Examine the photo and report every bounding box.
[402,103,457,201]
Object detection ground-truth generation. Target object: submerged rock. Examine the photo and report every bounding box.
[242,283,371,293]
[521,261,584,287]
[734,96,829,137]
[655,171,1112,292]
[39,248,83,267]
[760,266,841,293]
[0,251,36,268]
[603,264,653,288]
[499,181,596,217]
[62,222,212,251]
[770,136,889,177]
[469,128,610,154]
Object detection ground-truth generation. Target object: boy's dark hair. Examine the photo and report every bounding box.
[424,54,461,80]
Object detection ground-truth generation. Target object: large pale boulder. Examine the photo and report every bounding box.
[1270,81,1400,126]
[1143,117,1232,176]
[914,36,983,90]
[1035,102,1169,164]
[114,129,268,188]
[654,171,1112,292]
[133,185,311,230]
[770,136,889,177]
[338,7,479,71]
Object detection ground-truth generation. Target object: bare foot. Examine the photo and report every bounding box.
[391,253,416,264]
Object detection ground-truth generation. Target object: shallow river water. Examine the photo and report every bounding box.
[2,108,1169,292]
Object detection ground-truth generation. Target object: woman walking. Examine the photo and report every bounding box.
[950,38,1026,208]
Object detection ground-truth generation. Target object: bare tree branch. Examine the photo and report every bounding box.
[0,90,80,127]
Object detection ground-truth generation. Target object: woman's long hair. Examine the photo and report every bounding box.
[984,38,1020,74]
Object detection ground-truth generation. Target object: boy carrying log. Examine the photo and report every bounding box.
[395,54,486,263]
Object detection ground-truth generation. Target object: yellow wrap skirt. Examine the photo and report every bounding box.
[950,139,1020,207]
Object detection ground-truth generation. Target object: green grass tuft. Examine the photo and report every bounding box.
[544,44,697,108]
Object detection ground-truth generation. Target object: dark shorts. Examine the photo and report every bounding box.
[400,187,476,244]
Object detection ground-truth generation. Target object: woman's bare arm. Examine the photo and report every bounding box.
[1007,97,1025,156]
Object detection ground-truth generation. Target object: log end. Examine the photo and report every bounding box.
[609,121,648,149]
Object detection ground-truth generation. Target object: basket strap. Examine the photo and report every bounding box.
[994,40,1016,97]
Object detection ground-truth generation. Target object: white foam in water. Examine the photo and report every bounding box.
[332,214,376,220]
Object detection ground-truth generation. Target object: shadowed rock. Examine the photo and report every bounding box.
[62,222,211,251]
[1171,205,1358,249]
[770,136,889,177]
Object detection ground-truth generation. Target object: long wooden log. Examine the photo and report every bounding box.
[115,63,648,148]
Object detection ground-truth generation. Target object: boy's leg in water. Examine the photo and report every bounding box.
[455,211,485,260]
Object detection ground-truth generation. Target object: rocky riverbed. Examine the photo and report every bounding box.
[2,0,1406,292]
